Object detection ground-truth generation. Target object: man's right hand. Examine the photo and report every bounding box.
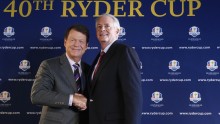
[72,93,87,111]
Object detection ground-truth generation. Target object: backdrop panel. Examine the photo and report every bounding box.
[1,0,220,124]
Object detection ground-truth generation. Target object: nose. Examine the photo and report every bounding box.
[100,26,106,31]
[73,40,80,46]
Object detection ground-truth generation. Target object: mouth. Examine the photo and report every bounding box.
[71,47,81,51]
[100,32,108,36]
[100,34,108,38]
[72,49,81,51]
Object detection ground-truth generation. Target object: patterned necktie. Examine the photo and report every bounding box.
[73,63,81,92]
[93,51,105,78]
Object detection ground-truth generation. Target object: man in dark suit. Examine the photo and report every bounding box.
[31,24,90,124]
[89,14,143,124]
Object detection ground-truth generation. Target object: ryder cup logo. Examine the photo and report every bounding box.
[19,60,31,71]
[189,26,200,37]
[169,60,180,71]
[152,26,163,37]
[151,91,163,103]
[118,27,126,38]
[0,91,11,103]
[190,91,201,103]
[41,26,52,38]
[206,60,218,71]
[3,26,15,37]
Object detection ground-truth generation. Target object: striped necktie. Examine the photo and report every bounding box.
[93,51,105,78]
[73,63,81,92]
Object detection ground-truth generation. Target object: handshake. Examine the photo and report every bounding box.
[72,93,87,111]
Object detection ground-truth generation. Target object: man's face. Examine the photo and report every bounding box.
[64,29,88,61]
[96,16,119,45]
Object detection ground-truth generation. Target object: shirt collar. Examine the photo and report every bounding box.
[65,53,81,66]
[102,41,115,53]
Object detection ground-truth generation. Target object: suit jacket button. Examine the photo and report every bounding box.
[90,99,93,102]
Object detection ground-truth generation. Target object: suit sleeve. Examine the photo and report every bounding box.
[31,60,70,108]
[118,47,143,124]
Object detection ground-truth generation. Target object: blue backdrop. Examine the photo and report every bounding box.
[1,0,220,123]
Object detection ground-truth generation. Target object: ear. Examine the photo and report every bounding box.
[116,27,120,35]
[64,39,67,47]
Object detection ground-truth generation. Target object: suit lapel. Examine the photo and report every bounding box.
[60,54,77,92]
[80,62,86,92]
[90,42,118,92]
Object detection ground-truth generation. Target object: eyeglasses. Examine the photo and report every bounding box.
[96,25,112,31]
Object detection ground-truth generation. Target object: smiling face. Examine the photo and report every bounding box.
[96,16,120,49]
[64,29,88,62]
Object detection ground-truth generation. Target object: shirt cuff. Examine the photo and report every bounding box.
[69,94,73,106]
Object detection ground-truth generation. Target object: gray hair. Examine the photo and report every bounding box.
[95,14,121,29]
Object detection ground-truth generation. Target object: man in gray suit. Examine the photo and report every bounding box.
[31,24,90,124]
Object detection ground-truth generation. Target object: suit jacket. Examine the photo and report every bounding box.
[89,42,143,124]
[31,54,90,124]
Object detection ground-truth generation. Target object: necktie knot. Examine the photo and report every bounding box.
[100,51,105,56]
[73,63,80,69]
